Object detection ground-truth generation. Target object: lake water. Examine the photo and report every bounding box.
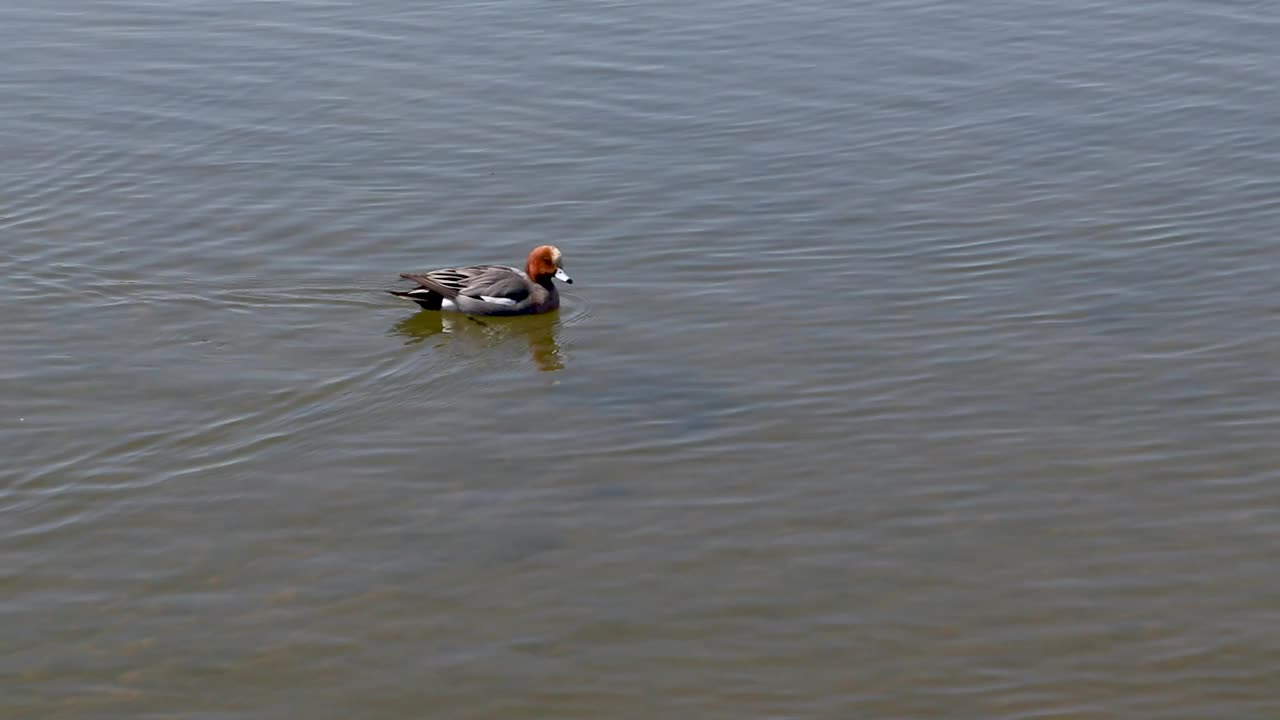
[3,0,1280,717]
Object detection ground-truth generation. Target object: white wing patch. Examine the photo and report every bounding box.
[479,295,517,306]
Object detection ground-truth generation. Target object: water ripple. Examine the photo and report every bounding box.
[4,0,1280,717]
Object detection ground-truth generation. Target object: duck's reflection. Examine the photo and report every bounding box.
[392,310,565,371]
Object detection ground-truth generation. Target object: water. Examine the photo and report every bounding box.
[3,0,1280,716]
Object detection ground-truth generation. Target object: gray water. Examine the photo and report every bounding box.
[4,1,1280,717]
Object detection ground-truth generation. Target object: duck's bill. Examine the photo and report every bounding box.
[555,268,573,283]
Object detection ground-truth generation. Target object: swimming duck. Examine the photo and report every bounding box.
[388,245,572,316]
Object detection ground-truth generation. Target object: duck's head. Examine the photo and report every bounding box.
[527,245,572,284]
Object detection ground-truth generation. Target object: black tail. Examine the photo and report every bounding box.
[387,289,443,311]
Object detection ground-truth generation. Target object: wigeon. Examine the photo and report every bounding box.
[388,245,572,316]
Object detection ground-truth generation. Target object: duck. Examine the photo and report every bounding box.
[388,245,572,316]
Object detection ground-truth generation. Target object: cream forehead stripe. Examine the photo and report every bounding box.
[550,247,563,265]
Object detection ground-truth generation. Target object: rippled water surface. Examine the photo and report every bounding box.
[4,1,1280,717]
